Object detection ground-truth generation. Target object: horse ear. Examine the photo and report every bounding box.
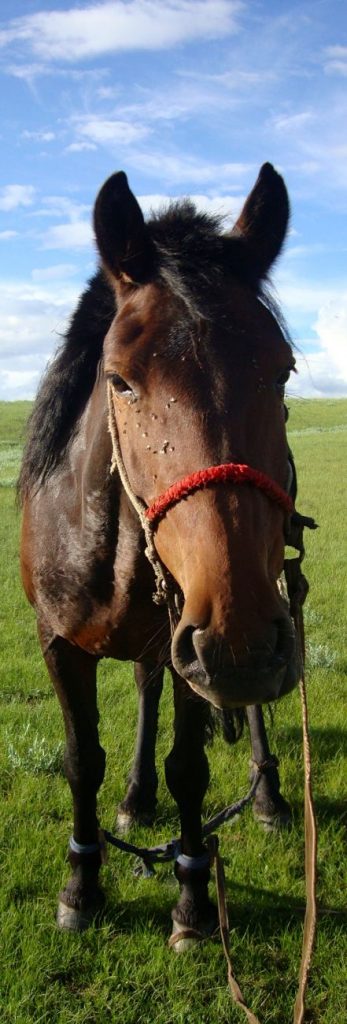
[93,171,156,284]
[231,163,290,277]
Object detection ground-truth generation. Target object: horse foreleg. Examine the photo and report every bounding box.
[165,671,217,951]
[39,626,106,930]
[117,661,164,831]
[247,704,292,829]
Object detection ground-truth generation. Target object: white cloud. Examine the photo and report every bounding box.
[34,195,95,250]
[5,62,46,84]
[275,271,343,317]
[285,292,347,398]
[180,67,276,89]
[0,230,18,240]
[22,129,55,142]
[124,150,252,186]
[0,1,242,61]
[289,353,347,399]
[0,277,82,399]
[65,141,97,153]
[41,221,93,250]
[0,367,42,399]
[312,295,347,382]
[115,74,252,128]
[324,45,347,76]
[271,110,314,132]
[74,117,150,146]
[0,184,35,211]
[34,195,90,221]
[31,264,79,282]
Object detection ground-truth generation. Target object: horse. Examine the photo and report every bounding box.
[19,161,301,943]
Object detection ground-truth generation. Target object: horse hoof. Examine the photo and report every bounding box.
[116,808,155,834]
[56,893,104,932]
[253,806,292,831]
[169,915,218,953]
[116,809,134,834]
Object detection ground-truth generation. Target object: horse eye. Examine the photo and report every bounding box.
[276,367,292,396]
[107,372,134,397]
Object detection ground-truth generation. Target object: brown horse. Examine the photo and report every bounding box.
[19,162,300,941]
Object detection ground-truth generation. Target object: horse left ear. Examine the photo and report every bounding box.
[231,162,290,277]
[94,171,156,284]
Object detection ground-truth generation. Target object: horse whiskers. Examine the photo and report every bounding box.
[135,618,170,662]
[140,661,167,690]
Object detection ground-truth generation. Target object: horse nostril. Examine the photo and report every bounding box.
[172,622,209,685]
[175,623,196,664]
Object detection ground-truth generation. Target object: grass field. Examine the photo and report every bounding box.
[0,398,346,1024]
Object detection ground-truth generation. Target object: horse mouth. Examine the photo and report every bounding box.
[185,663,290,709]
[172,618,301,709]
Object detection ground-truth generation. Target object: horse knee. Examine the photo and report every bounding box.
[165,747,209,807]
[64,743,106,796]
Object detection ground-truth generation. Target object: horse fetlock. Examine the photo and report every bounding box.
[172,866,213,928]
[253,789,292,830]
[117,779,157,831]
[251,764,292,829]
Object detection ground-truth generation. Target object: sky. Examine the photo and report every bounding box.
[0,0,346,401]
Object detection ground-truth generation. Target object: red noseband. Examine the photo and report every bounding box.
[145,462,293,529]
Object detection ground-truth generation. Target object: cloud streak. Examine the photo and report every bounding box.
[0,184,36,211]
[0,1,242,61]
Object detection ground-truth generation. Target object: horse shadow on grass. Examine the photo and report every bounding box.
[100,866,347,944]
[283,724,346,765]
[281,724,346,824]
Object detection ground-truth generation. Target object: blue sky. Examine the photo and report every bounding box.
[0,0,346,400]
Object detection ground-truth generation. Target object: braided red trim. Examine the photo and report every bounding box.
[145,462,293,527]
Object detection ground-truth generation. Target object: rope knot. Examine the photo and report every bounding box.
[251,755,279,773]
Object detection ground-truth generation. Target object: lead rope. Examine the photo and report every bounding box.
[206,604,317,1024]
[207,834,262,1024]
[293,606,317,1024]
[107,382,317,1023]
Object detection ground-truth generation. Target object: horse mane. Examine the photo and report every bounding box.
[18,201,280,502]
[18,270,115,501]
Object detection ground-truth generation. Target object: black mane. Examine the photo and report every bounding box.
[18,270,115,501]
[18,202,266,502]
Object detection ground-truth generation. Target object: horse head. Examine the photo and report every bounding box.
[94,163,300,709]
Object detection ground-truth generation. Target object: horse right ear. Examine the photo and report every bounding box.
[230,162,290,278]
[93,172,156,284]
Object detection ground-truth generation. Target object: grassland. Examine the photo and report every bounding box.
[0,398,346,1024]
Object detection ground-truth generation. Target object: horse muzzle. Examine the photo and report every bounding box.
[171,614,301,708]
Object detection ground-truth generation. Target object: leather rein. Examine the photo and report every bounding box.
[107,381,317,1024]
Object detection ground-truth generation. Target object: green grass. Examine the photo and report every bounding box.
[0,399,346,1024]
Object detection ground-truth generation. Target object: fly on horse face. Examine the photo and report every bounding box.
[19,162,301,939]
